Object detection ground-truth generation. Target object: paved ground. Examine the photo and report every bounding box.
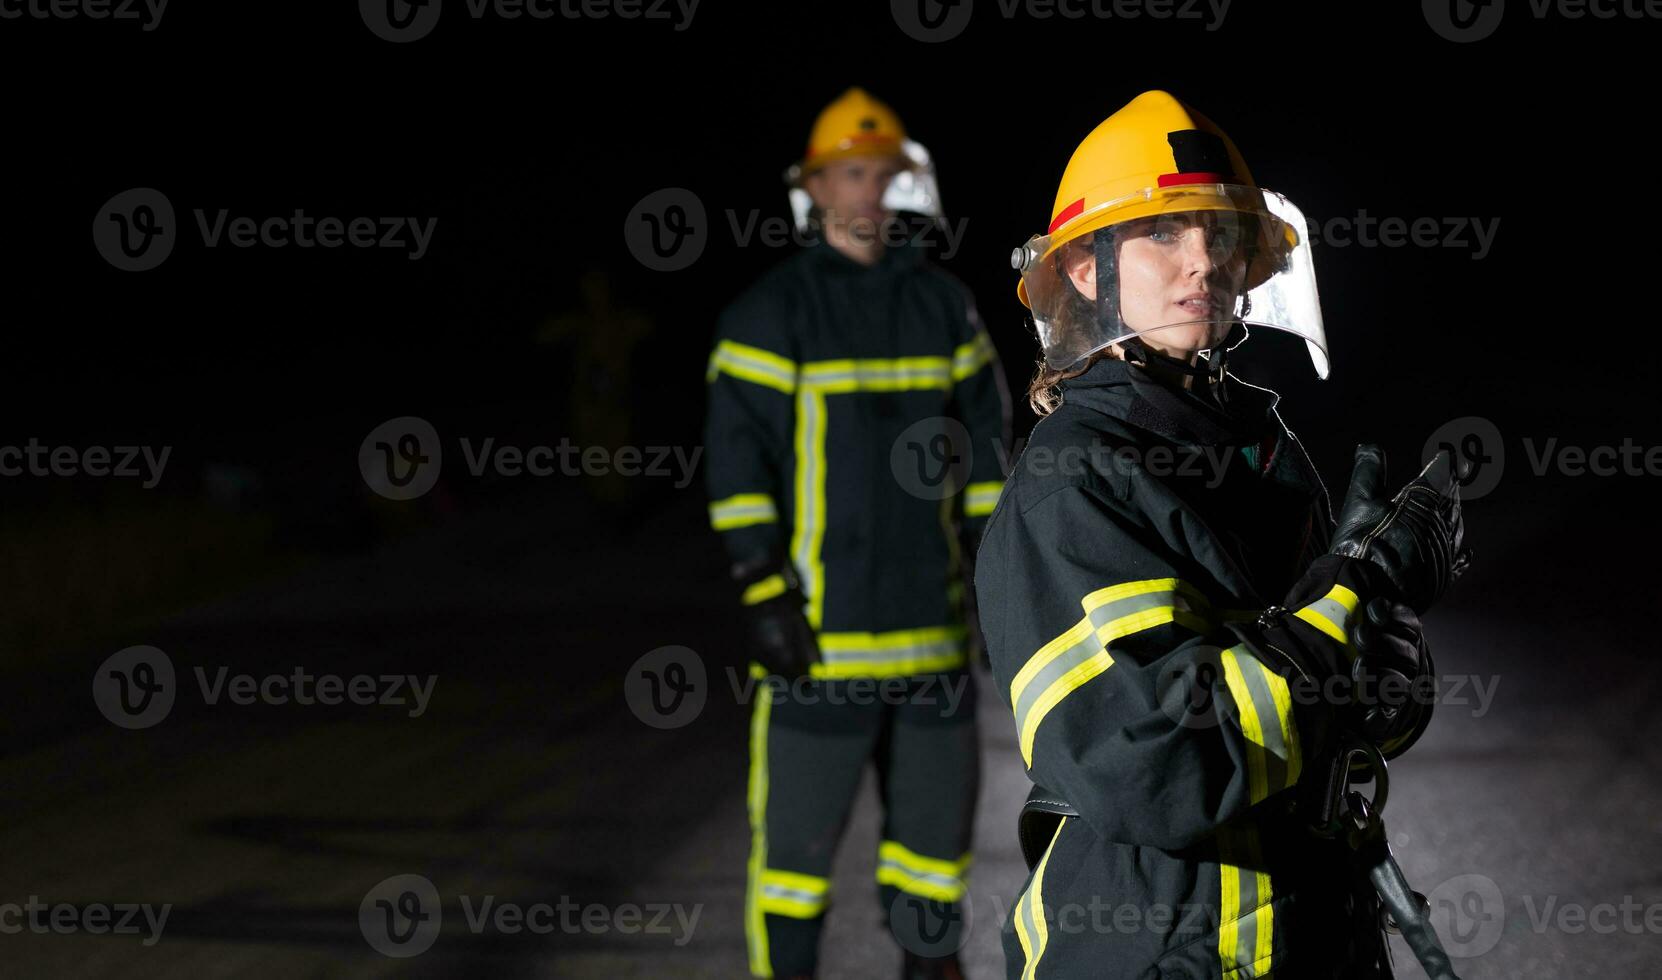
[3,473,1659,978]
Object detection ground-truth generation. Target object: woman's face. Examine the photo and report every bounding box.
[1062,210,1249,359]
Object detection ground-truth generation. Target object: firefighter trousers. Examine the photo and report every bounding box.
[744,667,980,977]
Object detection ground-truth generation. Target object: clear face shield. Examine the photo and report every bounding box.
[1013,185,1327,378]
[785,139,945,234]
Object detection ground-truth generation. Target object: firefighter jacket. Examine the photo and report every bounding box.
[703,236,1011,679]
[975,354,1396,979]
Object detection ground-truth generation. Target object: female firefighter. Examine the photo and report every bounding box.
[973,90,1470,979]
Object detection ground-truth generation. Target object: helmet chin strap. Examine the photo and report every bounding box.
[1117,321,1243,403]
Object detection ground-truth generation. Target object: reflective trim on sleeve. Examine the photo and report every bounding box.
[742,574,787,606]
[758,868,831,920]
[963,480,1003,518]
[1292,583,1359,648]
[875,841,971,902]
[709,339,799,394]
[1013,816,1066,980]
[710,492,778,531]
[810,626,967,679]
[951,332,996,382]
[1218,825,1277,978]
[1219,645,1302,804]
[1010,578,1216,767]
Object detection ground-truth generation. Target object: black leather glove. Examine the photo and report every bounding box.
[1347,595,1435,759]
[1328,444,1472,615]
[731,555,820,679]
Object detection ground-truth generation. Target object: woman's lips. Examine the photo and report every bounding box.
[1174,297,1215,317]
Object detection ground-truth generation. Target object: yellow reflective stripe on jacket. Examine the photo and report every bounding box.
[1219,645,1302,804]
[708,339,798,394]
[963,480,1003,518]
[764,351,978,640]
[810,626,967,679]
[709,492,778,531]
[758,868,831,919]
[790,387,829,629]
[875,840,971,902]
[798,356,952,393]
[1218,825,1276,978]
[951,332,996,381]
[742,574,787,606]
[1010,578,1215,767]
[1292,583,1359,648]
[1013,817,1066,980]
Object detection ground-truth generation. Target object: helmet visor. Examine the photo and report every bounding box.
[787,139,944,234]
[1015,184,1327,377]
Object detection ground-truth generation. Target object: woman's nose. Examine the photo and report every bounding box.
[1181,230,1214,274]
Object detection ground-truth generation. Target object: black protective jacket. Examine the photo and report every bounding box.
[975,355,1393,979]
[703,236,1010,678]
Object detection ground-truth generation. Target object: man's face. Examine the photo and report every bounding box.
[804,154,906,240]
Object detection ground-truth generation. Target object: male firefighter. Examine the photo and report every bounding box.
[703,87,1012,979]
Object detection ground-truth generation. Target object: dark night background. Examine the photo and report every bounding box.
[1,2,1658,977]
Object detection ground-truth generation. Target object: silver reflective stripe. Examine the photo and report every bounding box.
[1303,594,1352,638]
[877,859,961,895]
[1236,653,1291,792]
[761,883,825,907]
[822,640,959,665]
[1012,589,1200,738]
[803,367,950,387]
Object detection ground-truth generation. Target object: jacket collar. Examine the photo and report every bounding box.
[1059,355,1279,448]
[804,229,924,275]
